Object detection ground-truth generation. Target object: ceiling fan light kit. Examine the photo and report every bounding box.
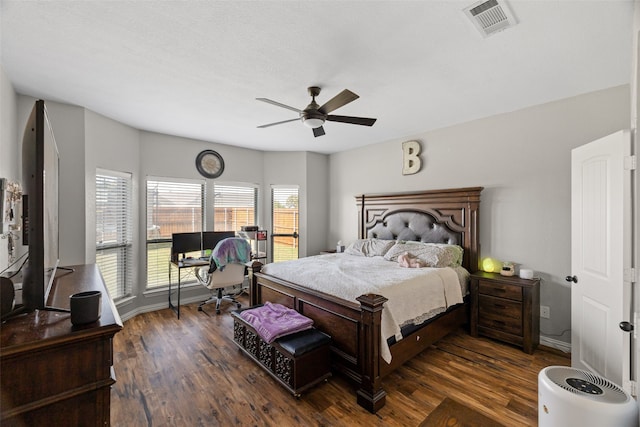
[257,86,377,137]
[302,117,324,129]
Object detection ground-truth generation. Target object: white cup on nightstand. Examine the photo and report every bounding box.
[520,268,534,279]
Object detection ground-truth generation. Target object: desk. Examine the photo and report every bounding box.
[168,258,209,319]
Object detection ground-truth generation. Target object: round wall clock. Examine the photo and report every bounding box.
[195,150,225,179]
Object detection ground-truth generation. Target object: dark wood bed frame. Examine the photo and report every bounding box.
[248,187,482,413]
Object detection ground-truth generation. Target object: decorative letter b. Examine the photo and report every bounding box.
[402,140,421,175]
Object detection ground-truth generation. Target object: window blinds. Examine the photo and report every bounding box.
[95,170,132,299]
[146,178,204,289]
[213,184,258,231]
[146,179,204,239]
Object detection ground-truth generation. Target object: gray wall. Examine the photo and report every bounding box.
[0,76,329,319]
[0,68,18,185]
[84,108,141,314]
[305,152,329,256]
[0,67,19,265]
[328,85,630,349]
[263,151,330,259]
[16,97,87,267]
[133,131,269,316]
[0,62,630,348]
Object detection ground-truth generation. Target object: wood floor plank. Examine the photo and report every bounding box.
[111,296,569,426]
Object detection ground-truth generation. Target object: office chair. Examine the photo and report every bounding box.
[195,237,251,314]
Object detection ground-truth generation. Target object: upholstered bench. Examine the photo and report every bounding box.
[231,309,331,397]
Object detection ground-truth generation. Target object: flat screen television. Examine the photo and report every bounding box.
[20,99,60,312]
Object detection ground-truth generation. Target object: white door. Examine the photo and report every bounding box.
[570,129,632,388]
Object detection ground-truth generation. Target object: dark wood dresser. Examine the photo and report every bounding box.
[1,264,123,426]
[470,271,540,354]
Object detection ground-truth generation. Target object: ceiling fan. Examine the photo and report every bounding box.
[256,87,377,137]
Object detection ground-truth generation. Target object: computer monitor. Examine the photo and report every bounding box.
[171,232,202,260]
[202,231,235,254]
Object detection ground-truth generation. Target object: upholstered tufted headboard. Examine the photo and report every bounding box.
[356,187,482,271]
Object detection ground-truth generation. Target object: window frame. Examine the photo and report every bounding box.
[95,168,133,300]
[145,176,205,290]
[212,182,259,232]
[271,185,299,263]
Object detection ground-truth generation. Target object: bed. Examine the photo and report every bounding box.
[248,187,482,413]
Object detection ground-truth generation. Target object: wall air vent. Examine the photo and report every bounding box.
[463,0,517,37]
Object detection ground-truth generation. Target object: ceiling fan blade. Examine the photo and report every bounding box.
[326,115,377,126]
[256,98,302,113]
[318,89,359,114]
[257,118,300,128]
[313,126,326,137]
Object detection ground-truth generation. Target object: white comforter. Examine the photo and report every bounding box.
[260,253,465,363]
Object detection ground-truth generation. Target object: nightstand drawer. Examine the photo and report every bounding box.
[478,280,522,301]
[470,272,540,354]
[478,295,522,335]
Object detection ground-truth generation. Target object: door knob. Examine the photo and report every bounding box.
[565,275,578,283]
[620,322,634,332]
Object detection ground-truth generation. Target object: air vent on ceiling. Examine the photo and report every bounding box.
[463,0,517,37]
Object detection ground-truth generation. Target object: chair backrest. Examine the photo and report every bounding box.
[210,237,252,270]
[200,263,246,290]
[202,231,235,254]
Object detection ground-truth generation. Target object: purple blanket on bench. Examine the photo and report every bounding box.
[240,302,313,343]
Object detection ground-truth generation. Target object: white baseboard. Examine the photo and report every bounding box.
[118,295,207,322]
[540,335,571,354]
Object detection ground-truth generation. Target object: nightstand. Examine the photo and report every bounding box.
[470,271,540,354]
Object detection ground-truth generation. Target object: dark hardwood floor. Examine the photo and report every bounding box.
[111,295,569,426]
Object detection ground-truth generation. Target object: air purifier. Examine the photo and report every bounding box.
[538,366,638,427]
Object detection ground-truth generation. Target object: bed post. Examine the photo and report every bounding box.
[356,194,366,238]
[355,293,388,413]
[246,261,263,306]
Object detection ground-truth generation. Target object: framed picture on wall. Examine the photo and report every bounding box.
[1,179,22,234]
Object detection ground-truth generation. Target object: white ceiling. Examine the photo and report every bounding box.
[0,1,634,154]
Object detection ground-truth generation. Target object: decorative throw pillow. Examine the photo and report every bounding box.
[384,241,462,268]
[344,238,395,257]
[398,252,426,268]
[433,243,464,267]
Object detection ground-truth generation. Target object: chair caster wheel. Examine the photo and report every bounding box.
[236,303,241,309]
[197,306,203,312]
[216,309,221,314]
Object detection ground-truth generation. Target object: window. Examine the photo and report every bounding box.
[95,170,132,299]
[272,186,298,262]
[213,184,258,231]
[146,178,204,289]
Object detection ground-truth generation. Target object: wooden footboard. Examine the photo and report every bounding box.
[248,266,387,411]
[247,264,467,413]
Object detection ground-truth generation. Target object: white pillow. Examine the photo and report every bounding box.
[383,241,463,268]
[344,238,395,257]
